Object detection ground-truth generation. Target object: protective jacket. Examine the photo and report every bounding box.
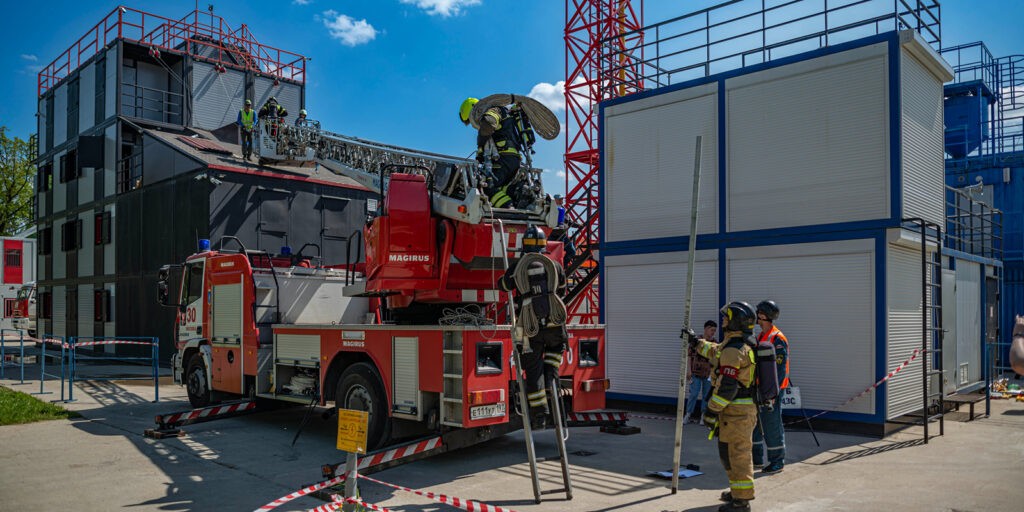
[259,103,288,120]
[476,106,523,161]
[498,254,566,332]
[759,325,789,389]
[237,109,255,130]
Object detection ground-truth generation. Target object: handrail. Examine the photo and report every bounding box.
[39,6,306,96]
[599,0,940,94]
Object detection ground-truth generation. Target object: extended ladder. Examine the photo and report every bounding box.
[512,348,573,503]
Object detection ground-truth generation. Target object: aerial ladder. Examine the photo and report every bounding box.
[254,96,576,502]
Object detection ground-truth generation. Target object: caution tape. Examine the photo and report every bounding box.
[254,474,348,511]
[159,401,257,426]
[358,473,518,512]
[42,338,71,349]
[784,348,922,426]
[73,340,157,347]
[626,348,925,426]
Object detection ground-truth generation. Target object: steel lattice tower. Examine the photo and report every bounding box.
[564,0,643,324]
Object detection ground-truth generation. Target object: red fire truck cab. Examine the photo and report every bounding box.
[161,240,608,450]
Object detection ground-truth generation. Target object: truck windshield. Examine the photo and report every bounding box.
[16,287,32,300]
[182,263,204,305]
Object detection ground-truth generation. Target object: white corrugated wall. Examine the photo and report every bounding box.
[604,251,719,399]
[726,43,890,232]
[52,285,66,338]
[255,78,302,122]
[191,62,245,131]
[900,48,945,225]
[955,261,982,388]
[728,239,876,415]
[603,83,719,242]
[885,241,932,419]
[79,284,94,340]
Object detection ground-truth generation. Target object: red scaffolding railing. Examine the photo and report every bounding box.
[38,5,306,96]
[564,0,644,324]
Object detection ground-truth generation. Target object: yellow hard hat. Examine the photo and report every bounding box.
[459,97,478,125]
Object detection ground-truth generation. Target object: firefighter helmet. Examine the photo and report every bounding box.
[756,300,780,321]
[720,301,756,332]
[459,97,478,125]
[522,225,546,253]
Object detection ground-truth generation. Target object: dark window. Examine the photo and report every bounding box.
[2,299,15,318]
[38,292,52,319]
[94,212,111,245]
[4,249,21,267]
[61,219,83,251]
[93,289,112,322]
[59,148,79,183]
[39,227,53,256]
[38,162,53,192]
[67,78,80,138]
[182,262,204,305]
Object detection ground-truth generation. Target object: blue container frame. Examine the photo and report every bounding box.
[69,336,161,403]
[597,32,935,426]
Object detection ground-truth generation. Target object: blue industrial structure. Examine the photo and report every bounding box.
[942,42,1024,377]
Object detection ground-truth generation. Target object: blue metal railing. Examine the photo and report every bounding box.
[38,335,71,401]
[69,337,160,403]
[601,0,940,93]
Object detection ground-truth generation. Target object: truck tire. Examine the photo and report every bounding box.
[336,363,390,450]
[186,353,212,408]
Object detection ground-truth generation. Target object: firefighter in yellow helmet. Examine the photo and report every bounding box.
[684,301,759,512]
[459,97,524,209]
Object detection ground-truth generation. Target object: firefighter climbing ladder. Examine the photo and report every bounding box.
[496,221,573,503]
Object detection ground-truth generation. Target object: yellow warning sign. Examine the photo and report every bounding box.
[336,409,369,454]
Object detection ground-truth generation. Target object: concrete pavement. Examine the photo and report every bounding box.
[1,368,1022,511]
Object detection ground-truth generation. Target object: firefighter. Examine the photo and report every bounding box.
[259,96,288,121]
[498,225,568,429]
[684,301,759,512]
[236,99,256,161]
[458,97,523,208]
[752,300,788,474]
[295,109,309,127]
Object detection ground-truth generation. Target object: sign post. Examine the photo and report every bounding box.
[337,408,369,512]
[780,385,819,447]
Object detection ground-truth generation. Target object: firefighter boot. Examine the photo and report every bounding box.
[718,498,751,512]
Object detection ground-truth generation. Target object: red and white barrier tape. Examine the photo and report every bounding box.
[357,436,442,471]
[255,474,348,511]
[358,473,519,512]
[627,348,925,424]
[159,401,257,426]
[74,340,157,347]
[42,338,71,349]
[568,411,628,422]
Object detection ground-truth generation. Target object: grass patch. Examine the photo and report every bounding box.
[0,385,81,425]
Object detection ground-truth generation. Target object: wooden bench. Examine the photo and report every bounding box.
[945,393,986,421]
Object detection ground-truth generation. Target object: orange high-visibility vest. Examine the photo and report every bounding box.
[759,325,789,389]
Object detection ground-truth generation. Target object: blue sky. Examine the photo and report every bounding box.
[2,0,1023,196]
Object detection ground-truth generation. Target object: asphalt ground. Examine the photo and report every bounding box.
[1,363,1022,512]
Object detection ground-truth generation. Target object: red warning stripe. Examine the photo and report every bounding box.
[568,412,628,422]
[255,474,348,511]
[157,401,257,426]
[357,436,442,470]
[73,340,157,347]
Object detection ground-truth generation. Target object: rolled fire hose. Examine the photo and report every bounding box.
[511,253,567,338]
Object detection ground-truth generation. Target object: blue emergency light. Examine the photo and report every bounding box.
[198,239,211,251]
[280,246,292,256]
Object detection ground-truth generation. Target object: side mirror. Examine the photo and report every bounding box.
[157,281,170,306]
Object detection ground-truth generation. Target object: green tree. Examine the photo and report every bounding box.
[0,127,36,236]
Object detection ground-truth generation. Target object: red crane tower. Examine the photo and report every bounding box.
[564,0,644,324]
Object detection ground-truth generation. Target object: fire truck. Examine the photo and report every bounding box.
[13,282,36,338]
[160,97,612,455]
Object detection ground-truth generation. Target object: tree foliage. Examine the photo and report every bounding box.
[0,127,36,236]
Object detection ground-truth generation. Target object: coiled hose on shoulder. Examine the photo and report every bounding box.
[512,253,568,337]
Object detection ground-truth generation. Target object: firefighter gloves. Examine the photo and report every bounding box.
[682,327,700,349]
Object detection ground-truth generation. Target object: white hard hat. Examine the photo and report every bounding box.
[299,109,307,116]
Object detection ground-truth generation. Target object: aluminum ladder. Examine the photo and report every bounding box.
[512,347,573,504]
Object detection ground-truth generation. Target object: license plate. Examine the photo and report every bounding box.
[470,402,506,420]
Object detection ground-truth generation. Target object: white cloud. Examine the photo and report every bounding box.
[528,81,565,113]
[321,10,377,47]
[400,0,481,17]
[556,170,566,178]
[292,0,311,5]
[20,54,38,62]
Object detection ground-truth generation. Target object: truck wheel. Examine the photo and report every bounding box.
[186,354,212,409]
[336,363,390,450]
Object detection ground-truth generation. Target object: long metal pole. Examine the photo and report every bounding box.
[671,136,703,494]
